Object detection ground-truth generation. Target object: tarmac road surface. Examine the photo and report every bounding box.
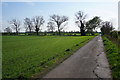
[43,35,112,79]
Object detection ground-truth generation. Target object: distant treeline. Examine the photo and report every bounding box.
[3,10,105,36]
[2,31,100,36]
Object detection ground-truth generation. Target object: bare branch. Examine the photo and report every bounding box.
[60,22,68,30]
[9,19,21,34]
[50,14,68,35]
[4,27,12,33]
[75,11,87,21]
[47,21,55,32]
[32,16,45,35]
[24,18,33,32]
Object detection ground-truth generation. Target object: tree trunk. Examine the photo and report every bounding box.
[16,27,18,35]
[58,29,61,35]
[58,25,61,35]
[35,26,39,35]
[36,31,39,35]
[29,26,31,33]
[80,21,85,36]
[81,29,85,36]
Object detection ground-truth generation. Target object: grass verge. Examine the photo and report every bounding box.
[102,36,120,80]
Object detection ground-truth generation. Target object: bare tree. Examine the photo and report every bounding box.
[4,27,12,33]
[50,14,68,35]
[75,11,87,36]
[24,18,33,33]
[10,19,21,35]
[32,16,45,35]
[47,21,55,32]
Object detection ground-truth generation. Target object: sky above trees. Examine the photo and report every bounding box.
[2,1,118,32]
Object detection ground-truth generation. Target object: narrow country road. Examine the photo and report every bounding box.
[43,35,112,79]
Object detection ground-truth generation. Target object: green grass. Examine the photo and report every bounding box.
[3,36,94,78]
[102,36,120,80]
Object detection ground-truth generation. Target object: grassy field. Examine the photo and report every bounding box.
[3,36,94,78]
[102,36,120,80]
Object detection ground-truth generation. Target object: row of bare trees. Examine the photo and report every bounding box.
[5,14,69,35]
[4,10,113,36]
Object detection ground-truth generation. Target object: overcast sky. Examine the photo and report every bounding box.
[2,0,119,32]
